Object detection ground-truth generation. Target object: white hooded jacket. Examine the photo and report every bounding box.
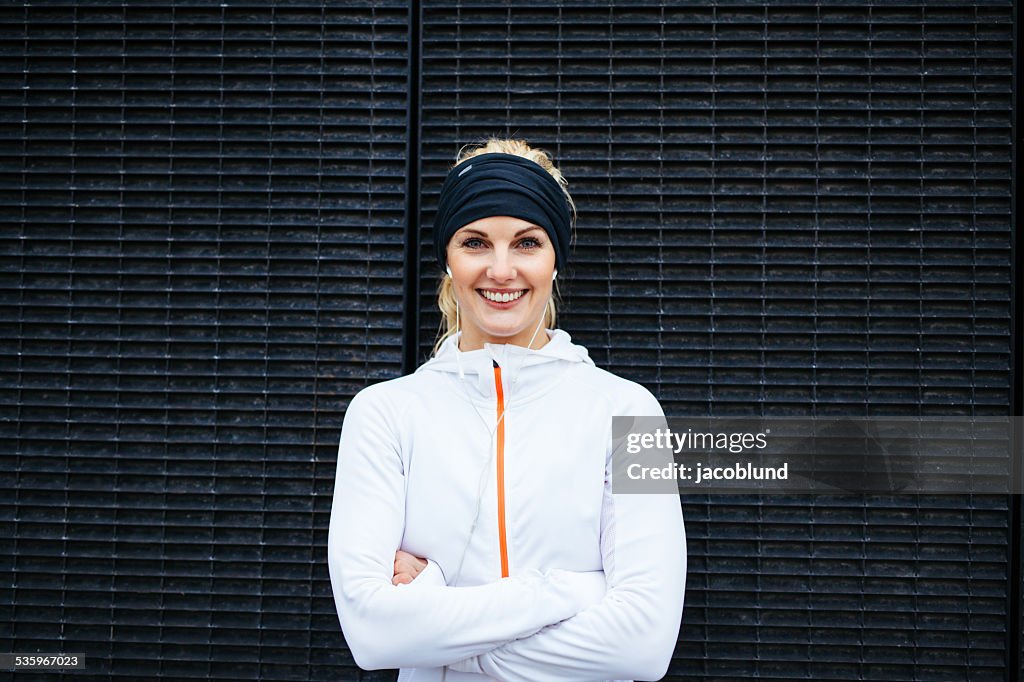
[328,328,687,681]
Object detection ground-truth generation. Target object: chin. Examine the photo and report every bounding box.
[479,325,527,339]
[476,316,541,339]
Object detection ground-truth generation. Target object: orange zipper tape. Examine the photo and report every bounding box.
[493,360,509,578]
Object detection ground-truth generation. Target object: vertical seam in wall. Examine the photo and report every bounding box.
[402,0,422,376]
[1009,2,1021,680]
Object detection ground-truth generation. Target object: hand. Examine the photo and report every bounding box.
[392,549,428,585]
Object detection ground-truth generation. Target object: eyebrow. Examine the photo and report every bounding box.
[458,226,543,238]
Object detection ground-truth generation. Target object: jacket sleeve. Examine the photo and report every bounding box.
[449,389,687,681]
[327,388,608,671]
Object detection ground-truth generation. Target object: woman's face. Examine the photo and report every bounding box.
[446,216,556,352]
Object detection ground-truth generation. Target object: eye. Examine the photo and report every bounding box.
[518,237,543,249]
[461,237,485,249]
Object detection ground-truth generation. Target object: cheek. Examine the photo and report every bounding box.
[450,256,485,280]
[528,264,556,288]
[536,253,557,281]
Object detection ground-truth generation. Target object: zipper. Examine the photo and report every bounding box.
[492,359,509,578]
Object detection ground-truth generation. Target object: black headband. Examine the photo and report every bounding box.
[432,152,571,271]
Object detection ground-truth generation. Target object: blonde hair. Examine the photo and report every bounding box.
[432,137,577,357]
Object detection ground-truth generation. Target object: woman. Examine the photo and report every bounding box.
[328,138,686,681]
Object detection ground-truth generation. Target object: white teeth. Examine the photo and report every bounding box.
[481,289,525,303]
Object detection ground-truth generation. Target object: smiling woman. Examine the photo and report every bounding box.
[328,137,687,682]
[431,139,577,356]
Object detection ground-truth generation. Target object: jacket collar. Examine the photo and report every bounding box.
[415,328,594,402]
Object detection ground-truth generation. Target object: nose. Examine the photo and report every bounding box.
[486,246,517,282]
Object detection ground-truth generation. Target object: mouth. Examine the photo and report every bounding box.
[477,288,529,309]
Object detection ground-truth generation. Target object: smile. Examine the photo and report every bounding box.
[478,289,527,303]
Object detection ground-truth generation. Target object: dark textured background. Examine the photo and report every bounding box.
[1,1,1019,680]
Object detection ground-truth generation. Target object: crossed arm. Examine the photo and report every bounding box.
[329,388,687,679]
[327,391,608,671]
[399,475,687,681]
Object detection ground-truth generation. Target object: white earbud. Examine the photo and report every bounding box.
[552,269,558,281]
[446,264,453,278]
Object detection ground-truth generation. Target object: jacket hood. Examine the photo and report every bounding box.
[415,328,595,404]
